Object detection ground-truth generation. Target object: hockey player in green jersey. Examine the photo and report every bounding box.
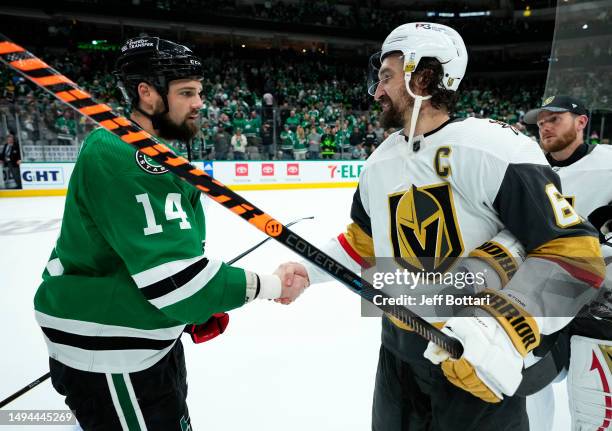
[34,37,308,431]
[278,23,605,430]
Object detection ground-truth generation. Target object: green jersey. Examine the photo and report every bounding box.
[293,136,307,154]
[280,130,296,150]
[34,128,255,373]
[243,118,261,137]
[285,115,300,129]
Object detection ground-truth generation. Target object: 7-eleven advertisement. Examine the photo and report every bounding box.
[211,161,365,186]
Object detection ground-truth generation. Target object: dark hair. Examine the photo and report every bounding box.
[414,57,458,113]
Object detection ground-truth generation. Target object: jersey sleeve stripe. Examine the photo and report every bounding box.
[338,222,375,268]
[139,256,210,300]
[147,259,224,309]
[337,233,369,268]
[541,256,604,288]
[132,254,207,287]
[529,236,605,287]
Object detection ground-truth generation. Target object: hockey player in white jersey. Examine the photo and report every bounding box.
[276,23,605,430]
[523,95,612,431]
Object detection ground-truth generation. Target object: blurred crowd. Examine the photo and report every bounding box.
[0,46,556,165]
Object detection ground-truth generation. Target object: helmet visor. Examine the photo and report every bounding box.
[367,51,403,96]
[367,51,382,96]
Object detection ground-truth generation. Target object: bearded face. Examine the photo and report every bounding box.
[537,112,581,154]
[155,78,203,142]
[373,54,416,130]
[379,83,413,129]
[154,110,199,142]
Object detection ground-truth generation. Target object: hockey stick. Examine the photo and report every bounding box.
[0,372,50,409]
[227,216,314,265]
[0,215,313,409]
[0,36,463,360]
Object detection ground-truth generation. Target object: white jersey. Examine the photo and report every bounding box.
[361,117,546,261]
[526,145,612,431]
[306,117,604,360]
[551,144,612,219]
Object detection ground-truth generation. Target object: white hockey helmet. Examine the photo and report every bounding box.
[368,22,468,95]
[368,22,467,150]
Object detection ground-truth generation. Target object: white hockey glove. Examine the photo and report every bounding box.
[424,289,541,403]
[424,230,532,403]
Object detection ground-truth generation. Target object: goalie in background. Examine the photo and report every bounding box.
[523,95,612,431]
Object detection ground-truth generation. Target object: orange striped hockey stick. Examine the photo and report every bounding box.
[0,36,462,357]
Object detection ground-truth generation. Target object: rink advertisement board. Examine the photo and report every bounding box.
[20,163,75,190]
[12,161,362,194]
[209,160,364,187]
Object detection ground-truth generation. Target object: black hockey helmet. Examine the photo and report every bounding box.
[114,36,203,110]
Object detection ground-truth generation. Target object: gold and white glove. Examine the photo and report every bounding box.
[424,289,540,403]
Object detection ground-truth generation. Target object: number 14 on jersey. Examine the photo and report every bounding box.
[135,193,192,235]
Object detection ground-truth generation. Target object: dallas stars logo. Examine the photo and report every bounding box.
[135,151,168,175]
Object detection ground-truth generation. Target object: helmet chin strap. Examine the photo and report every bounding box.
[404,72,431,150]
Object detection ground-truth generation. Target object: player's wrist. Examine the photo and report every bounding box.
[468,230,525,288]
[473,289,541,356]
[245,272,282,301]
[257,274,282,300]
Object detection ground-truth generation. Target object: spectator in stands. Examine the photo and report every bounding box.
[280,124,296,160]
[351,142,367,160]
[320,126,336,159]
[335,124,351,159]
[232,110,247,131]
[294,125,307,160]
[363,123,378,155]
[214,126,231,160]
[54,110,77,144]
[316,118,326,135]
[231,128,247,160]
[261,122,275,160]
[195,122,214,160]
[307,126,321,160]
[207,100,220,123]
[349,125,362,149]
[285,109,300,131]
[0,133,21,189]
[373,120,384,142]
[244,110,261,147]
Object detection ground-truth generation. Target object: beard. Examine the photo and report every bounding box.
[153,112,199,142]
[542,126,577,153]
[379,86,412,130]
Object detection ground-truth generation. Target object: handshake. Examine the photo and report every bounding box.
[272,262,310,305]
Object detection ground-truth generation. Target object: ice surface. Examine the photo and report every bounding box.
[0,189,570,430]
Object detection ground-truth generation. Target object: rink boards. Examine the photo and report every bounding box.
[1,160,365,197]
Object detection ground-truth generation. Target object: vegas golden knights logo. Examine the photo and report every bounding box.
[389,183,464,272]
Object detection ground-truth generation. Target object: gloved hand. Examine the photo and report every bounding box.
[184,312,229,344]
[424,290,540,403]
